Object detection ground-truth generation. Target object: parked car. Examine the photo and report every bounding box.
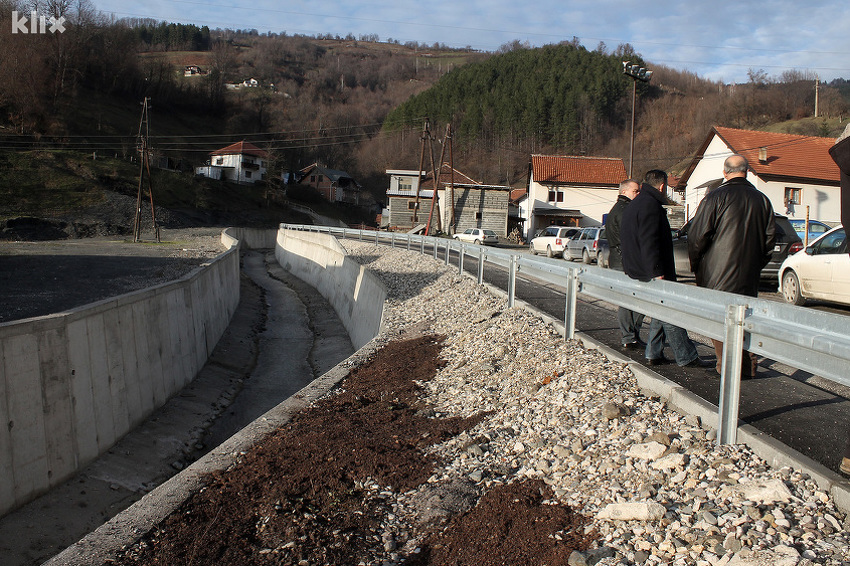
[778,226,849,306]
[788,219,833,245]
[672,214,803,281]
[453,228,499,245]
[564,226,606,264]
[529,226,579,257]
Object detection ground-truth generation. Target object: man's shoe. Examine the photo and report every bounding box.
[841,457,850,476]
[623,341,645,351]
[684,357,714,368]
[647,356,671,366]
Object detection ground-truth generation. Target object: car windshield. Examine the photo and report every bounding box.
[483,230,497,236]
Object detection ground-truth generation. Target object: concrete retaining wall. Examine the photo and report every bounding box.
[275,228,386,350]
[0,244,241,517]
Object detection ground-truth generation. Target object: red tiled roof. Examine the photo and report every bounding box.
[210,140,270,158]
[711,127,837,182]
[510,188,527,202]
[531,155,626,186]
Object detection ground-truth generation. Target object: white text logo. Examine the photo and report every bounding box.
[11,11,66,34]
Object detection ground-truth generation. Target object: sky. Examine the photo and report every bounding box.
[90,0,850,84]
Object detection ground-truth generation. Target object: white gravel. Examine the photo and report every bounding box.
[342,240,850,566]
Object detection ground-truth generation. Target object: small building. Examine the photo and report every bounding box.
[195,141,269,184]
[297,164,362,204]
[184,65,203,76]
[679,126,841,222]
[525,154,627,240]
[385,165,510,235]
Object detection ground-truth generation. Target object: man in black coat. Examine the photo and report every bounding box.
[605,179,644,348]
[688,154,775,377]
[828,125,850,476]
[620,170,710,368]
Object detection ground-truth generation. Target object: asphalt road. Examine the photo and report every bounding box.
[392,239,850,475]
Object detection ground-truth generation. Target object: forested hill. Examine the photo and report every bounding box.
[384,44,651,156]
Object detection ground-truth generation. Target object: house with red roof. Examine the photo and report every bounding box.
[679,127,841,223]
[524,155,627,239]
[195,141,269,184]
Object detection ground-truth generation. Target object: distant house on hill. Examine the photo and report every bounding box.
[184,65,203,76]
[525,155,627,239]
[679,126,841,223]
[385,164,511,235]
[195,141,269,184]
[297,164,362,204]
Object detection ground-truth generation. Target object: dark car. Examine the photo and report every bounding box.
[672,214,802,281]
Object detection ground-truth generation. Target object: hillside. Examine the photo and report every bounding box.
[1,11,848,231]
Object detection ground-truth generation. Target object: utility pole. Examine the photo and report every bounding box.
[413,119,429,226]
[133,97,160,242]
[815,75,820,118]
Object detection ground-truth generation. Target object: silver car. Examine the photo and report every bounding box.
[564,226,606,264]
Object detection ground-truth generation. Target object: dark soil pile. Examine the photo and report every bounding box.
[113,334,596,565]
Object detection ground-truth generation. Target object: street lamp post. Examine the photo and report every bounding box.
[623,61,652,178]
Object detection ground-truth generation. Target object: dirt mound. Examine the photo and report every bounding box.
[113,335,597,565]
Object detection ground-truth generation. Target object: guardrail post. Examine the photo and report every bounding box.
[445,242,450,266]
[391,233,396,248]
[420,237,425,255]
[477,248,485,284]
[718,304,747,445]
[564,267,578,340]
[376,230,380,245]
[358,229,363,242]
[458,244,465,274]
[433,238,438,260]
[407,235,412,251]
[508,254,517,308]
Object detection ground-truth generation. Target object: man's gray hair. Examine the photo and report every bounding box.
[618,179,640,195]
[724,154,749,174]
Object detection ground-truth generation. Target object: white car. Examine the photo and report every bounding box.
[529,226,579,257]
[778,226,850,306]
[453,228,499,245]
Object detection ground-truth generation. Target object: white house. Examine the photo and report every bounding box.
[196,141,269,185]
[524,154,627,240]
[678,126,841,223]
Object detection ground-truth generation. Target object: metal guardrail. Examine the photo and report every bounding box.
[282,224,850,445]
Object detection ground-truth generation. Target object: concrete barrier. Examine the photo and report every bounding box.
[275,228,386,350]
[44,227,388,564]
[0,243,241,518]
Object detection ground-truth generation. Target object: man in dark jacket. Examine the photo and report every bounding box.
[688,154,775,377]
[605,179,644,348]
[621,170,710,368]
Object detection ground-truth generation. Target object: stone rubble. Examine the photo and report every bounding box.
[341,240,850,566]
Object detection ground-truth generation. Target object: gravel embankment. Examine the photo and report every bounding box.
[341,240,849,566]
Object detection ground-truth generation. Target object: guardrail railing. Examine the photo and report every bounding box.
[282,224,850,445]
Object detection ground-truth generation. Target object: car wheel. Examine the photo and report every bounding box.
[474,239,481,245]
[582,249,592,264]
[781,271,806,306]
[598,252,606,268]
[529,243,536,255]
[546,245,554,258]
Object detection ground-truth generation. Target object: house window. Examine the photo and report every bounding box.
[399,180,412,192]
[318,175,324,182]
[475,212,482,220]
[245,170,252,178]
[548,190,564,203]
[408,201,419,210]
[785,187,801,205]
[215,157,223,165]
[310,175,316,183]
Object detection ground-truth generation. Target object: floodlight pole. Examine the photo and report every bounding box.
[623,61,652,178]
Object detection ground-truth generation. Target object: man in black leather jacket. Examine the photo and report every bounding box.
[605,179,644,348]
[688,154,776,376]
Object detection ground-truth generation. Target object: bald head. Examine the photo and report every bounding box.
[723,154,749,179]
